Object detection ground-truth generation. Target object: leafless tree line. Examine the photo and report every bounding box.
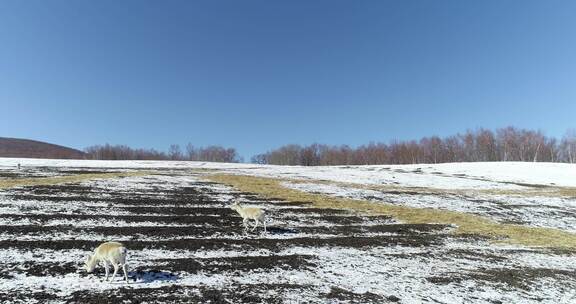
[85,143,241,162]
[252,127,576,166]
[83,127,576,165]
[183,144,241,163]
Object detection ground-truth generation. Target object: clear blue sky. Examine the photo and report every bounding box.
[1,0,575,159]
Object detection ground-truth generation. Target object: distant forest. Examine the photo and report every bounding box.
[251,127,576,165]
[85,144,241,163]
[84,127,576,165]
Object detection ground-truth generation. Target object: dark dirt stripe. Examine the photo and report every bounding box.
[157,254,316,273]
[0,224,242,238]
[0,234,445,252]
[66,283,316,304]
[0,213,233,225]
[5,195,217,205]
[0,255,315,278]
[0,261,78,279]
[117,206,349,216]
[0,212,394,226]
[297,223,451,235]
[0,222,448,239]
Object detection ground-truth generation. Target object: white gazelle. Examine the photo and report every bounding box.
[230,200,267,233]
[84,241,129,283]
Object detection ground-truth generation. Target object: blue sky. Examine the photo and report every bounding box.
[1,0,575,158]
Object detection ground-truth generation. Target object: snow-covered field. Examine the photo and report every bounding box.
[0,158,575,303]
[3,158,576,188]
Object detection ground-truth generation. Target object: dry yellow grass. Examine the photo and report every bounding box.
[0,171,151,189]
[208,173,576,249]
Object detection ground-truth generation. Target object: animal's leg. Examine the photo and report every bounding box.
[243,218,249,231]
[110,263,119,282]
[103,260,109,282]
[252,219,258,231]
[122,264,129,283]
[263,218,267,233]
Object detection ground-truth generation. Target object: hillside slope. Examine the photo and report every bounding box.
[0,137,85,159]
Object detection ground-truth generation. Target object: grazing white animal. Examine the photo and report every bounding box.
[230,201,266,233]
[84,241,129,283]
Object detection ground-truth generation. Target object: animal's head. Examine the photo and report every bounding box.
[230,200,241,211]
[84,255,96,273]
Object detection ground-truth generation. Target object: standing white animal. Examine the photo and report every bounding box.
[84,241,129,283]
[230,200,267,233]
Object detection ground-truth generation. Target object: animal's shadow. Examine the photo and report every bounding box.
[266,226,299,235]
[78,268,179,284]
[240,226,299,237]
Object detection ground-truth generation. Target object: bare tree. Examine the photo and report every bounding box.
[560,129,576,163]
[169,144,183,160]
[186,143,198,161]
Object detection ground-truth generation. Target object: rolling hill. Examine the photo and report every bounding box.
[0,137,85,159]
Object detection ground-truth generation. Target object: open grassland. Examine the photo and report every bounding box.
[0,161,575,303]
[208,174,576,249]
